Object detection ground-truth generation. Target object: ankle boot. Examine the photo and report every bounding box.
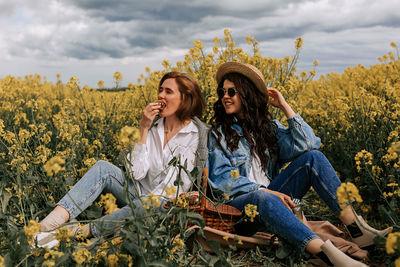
[350,215,392,248]
[321,239,368,267]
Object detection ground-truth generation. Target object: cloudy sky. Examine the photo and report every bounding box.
[1,0,399,87]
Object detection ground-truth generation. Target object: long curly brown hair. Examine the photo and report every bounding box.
[211,72,278,171]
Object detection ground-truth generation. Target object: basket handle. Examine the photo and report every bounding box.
[199,167,208,215]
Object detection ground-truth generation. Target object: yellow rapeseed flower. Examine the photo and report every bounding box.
[193,40,204,49]
[107,254,119,267]
[295,37,303,49]
[244,204,259,222]
[390,42,397,48]
[337,182,363,212]
[142,193,161,209]
[165,185,177,197]
[175,195,188,208]
[72,248,93,265]
[230,170,240,179]
[354,150,373,172]
[55,226,72,242]
[119,126,140,147]
[171,237,185,254]
[213,37,219,44]
[42,260,55,267]
[386,232,400,254]
[113,72,122,82]
[97,80,104,88]
[213,46,219,54]
[43,156,65,176]
[97,193,118,214]
[24,220,41,239]
[84,158,97,168]
[44,250,64,260]
[162,59,170,69]
[246,36,254,45]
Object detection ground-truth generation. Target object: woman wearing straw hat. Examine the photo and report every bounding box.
[206,62,390,266]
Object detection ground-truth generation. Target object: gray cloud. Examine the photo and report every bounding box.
[0,0,399,87]
[68,0,218,22]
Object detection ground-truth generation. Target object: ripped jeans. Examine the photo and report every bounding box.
[57,160,165,237]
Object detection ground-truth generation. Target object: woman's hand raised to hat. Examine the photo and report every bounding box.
[267,88,296,119]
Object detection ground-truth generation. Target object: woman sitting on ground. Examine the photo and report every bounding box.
[36,72,209,247]
[206,62,391,267]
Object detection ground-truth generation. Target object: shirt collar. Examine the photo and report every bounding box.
[156,118,198,134]
[180,120,198,133]
[231,123,243,136]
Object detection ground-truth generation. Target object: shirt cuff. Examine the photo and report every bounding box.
[287,113,302,127]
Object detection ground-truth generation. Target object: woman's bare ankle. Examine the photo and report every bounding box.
[54,205,70,221]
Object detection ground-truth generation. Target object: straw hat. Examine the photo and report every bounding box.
[216,62,268,97]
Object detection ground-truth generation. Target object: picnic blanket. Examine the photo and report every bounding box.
[191,218,368,265]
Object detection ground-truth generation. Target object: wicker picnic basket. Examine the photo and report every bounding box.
[174,168,242,233]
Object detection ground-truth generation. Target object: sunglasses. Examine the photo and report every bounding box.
[217,87,238,99]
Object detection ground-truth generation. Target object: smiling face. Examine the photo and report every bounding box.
[220,79,243,116]
[158,78,182,118]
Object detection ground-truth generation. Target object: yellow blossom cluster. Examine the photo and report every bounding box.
[382,141,400,167]
[171,237,185,254]
[383,183,400,198]
[24,220,41,239]
[354,150,373,172]
[72,248,93,265]
[97,193,118,214]
[93,239,132,266]
[55,226,72,243]
[165,185,177,197]
[244,204,259,222]
[174,195,188,209]
[142,193,161,210]
[386,232,400,254]
[43,156,65,176]
[97,80,104,88]
[230,170,240,179]
[113,72,122,82]
[167,237,185,262]
[336,182,363,211]
[119,126,140,147]
[107,254,119,267]
[43,250,64,267]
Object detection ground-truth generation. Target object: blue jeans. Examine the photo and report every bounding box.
[58,160,163,237]
[229,150,342,253]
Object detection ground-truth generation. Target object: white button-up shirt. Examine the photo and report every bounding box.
[127,118,199,197]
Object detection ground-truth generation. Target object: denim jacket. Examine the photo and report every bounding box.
[207,114,321,199]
